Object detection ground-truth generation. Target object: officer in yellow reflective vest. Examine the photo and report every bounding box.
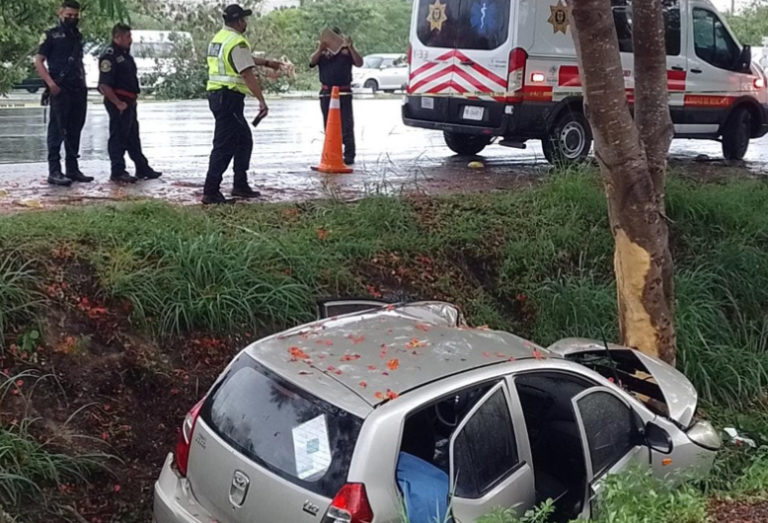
[203,4,284,204]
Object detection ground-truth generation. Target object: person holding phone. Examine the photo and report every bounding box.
[202,4,284,204]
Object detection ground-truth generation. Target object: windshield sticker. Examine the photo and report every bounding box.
[427,0,449,32]
[548,0,570,35]
[292,414,332,480]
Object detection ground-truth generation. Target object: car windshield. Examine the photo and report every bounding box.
[200,355,364,498]
[416,0,511,50]
[364,56,383,68]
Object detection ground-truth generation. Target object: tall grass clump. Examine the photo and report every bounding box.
[0,372,113,512]
[108,232,316,337]
[0,253,41,349]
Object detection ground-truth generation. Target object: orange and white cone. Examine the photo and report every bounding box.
[312,86,353,174]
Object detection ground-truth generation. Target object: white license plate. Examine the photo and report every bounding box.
[463,106,484,121]
[421,97,435,110]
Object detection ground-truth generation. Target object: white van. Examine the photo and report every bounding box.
[403,0,768,163]
[85,30,194,90]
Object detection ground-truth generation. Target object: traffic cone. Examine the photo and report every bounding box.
[312,86,353,174]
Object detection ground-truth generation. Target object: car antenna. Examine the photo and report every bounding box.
[600,328,622,387]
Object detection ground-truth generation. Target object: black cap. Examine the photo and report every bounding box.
[223,4,252,22]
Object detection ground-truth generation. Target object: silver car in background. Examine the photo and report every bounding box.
[154,301,720,523]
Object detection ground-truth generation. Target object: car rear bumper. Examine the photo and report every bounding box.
[153,453,215,523]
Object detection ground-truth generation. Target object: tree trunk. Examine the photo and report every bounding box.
[566,0,677,363]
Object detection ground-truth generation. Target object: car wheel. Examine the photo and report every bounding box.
[443,131,492,156]
[363,79,379,92]
[26,87,39,94]
[542,110,593,165]
[722,106,752,161]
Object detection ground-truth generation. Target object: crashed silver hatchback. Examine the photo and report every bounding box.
[153,301,720,523]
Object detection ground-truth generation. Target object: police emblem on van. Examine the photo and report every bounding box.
[548,0,570,34]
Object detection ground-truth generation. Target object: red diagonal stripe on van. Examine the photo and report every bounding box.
[408,64,454,93]
[453,50,507,88]
[454,67,494,94]
[558,65,581,87]
[409,49,457,78]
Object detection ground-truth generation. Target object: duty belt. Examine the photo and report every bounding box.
[321,85,351,91]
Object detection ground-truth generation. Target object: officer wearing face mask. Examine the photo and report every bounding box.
[34,0,92,186]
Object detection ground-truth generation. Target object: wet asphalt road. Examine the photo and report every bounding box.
[1,91,766,210]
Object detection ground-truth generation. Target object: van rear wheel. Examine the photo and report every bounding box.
[542,111,592,165]
[722,107,751,161]
[443,132,492,156]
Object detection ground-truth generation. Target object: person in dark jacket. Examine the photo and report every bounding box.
[309,28,363,165]
[98,23,162,183]
[34,0,92,186]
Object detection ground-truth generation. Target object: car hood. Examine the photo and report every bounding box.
[547,338,697,428]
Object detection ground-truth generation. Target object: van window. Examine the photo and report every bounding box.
[200,355,363,498]
[417,0,511,50]
[611,0,681,56]
[693,8,741,71]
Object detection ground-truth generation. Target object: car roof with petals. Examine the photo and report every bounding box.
[244,302,551,417]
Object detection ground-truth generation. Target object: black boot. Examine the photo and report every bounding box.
[48,171,73,187]
[136,167,163,180]
[202,192,234,205]
[110,171,138,184]
[66,169,94,183]
[231,184,261,198]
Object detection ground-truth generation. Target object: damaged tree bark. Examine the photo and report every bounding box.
[566,0,677,363]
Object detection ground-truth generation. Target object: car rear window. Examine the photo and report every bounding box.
[200,355,363,498]
[416,0,511,50]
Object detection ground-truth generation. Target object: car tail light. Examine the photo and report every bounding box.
[174,399,204,476]
[321,483,373,523]
[508,47,528,93]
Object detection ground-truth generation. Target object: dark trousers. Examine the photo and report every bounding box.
[320,89,355,161]
[204,89,252,196]
[47,86,87,174]
[105,99,149,175]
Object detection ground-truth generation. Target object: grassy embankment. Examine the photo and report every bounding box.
[0,168,766,521]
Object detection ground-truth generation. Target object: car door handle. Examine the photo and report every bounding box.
[460,60,475,66]
[671,66,684,71]
[690,68,703,74]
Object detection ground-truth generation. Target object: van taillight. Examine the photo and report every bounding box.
[508,47,528,93]
[407,44,412,66]
[321,483,373,523]
[174,399,204,477]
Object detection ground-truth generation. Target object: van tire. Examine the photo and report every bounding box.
[364,79,379,92]
[722,107,751,161]
[443,132,492,156]
[542,111,593,165]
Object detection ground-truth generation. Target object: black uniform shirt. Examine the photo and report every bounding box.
[313,51,354,87]
[38,23,85,89]
[98,44,140,95]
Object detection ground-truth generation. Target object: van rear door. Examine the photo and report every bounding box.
[408,0,513,126]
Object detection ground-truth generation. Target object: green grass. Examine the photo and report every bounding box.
[0,371,114,514]
[0,168,766,407]
[0,254,41,350]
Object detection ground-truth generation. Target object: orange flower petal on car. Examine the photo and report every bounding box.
[374,391,385,400]
[359,381,367,388]
[387,358,400,371]
[289,346,310,361]
[386,389,399,400]
[415,323,431,332]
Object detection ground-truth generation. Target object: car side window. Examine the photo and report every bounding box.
[574,389,640,478]
[381,59,394,68]
[451,385,519,498]
[693,8,740,71]
[611,1,681,56]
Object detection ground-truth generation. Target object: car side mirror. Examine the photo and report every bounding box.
[738,45,752,73]
[645,422,673,454]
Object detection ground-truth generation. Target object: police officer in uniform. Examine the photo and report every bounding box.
[309,28,363,165]
[203,4,284,204]
[34,0,92,186]
[98,24,162,183]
